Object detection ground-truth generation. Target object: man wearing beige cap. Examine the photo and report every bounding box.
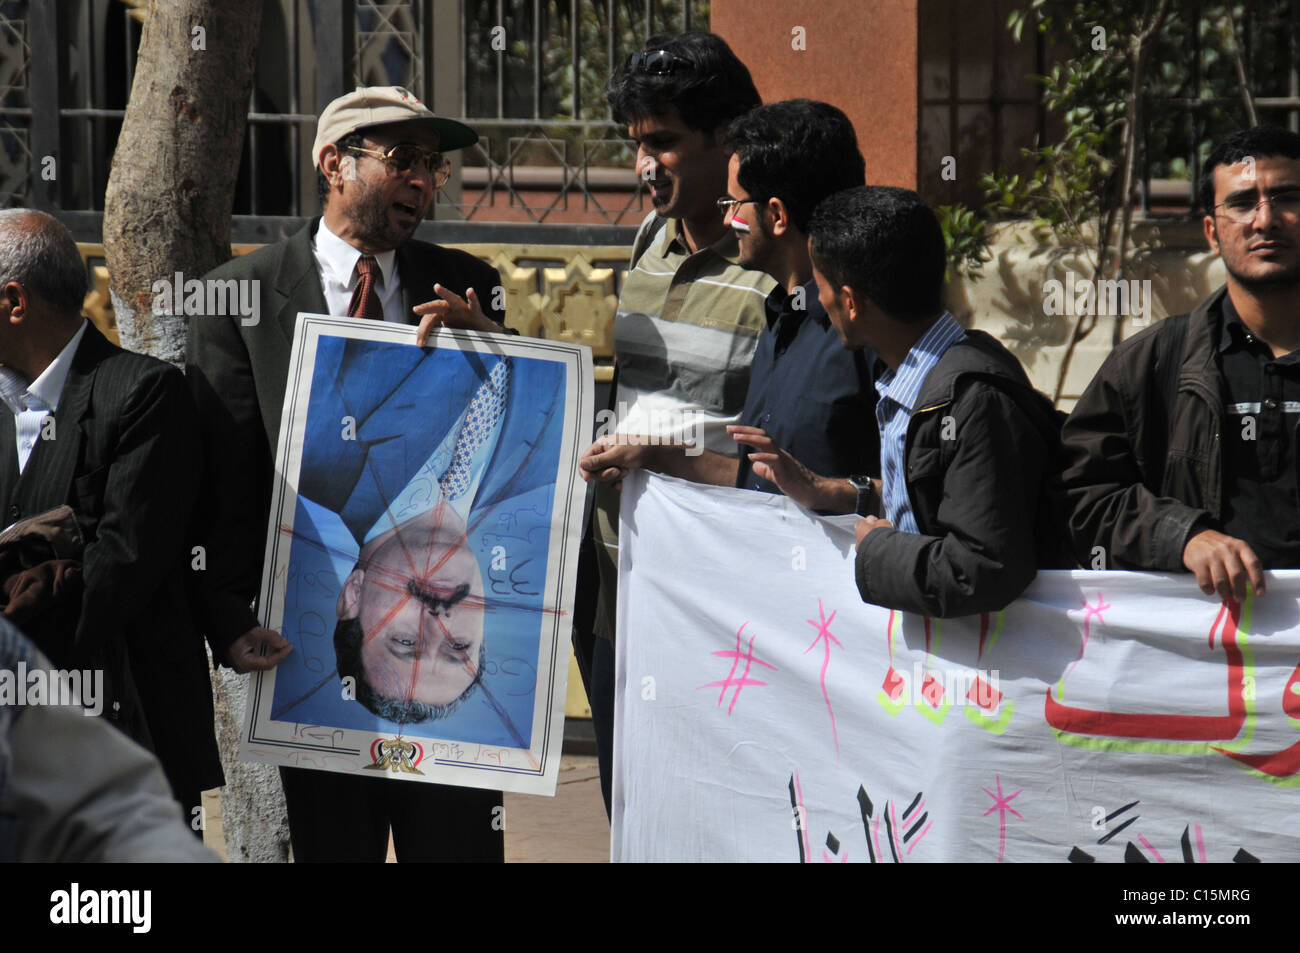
[187,86,508,862]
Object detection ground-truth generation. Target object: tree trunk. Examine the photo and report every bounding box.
[103,0,263,364]
[103,0,290,863]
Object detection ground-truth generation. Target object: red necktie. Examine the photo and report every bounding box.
[349,255,384,320]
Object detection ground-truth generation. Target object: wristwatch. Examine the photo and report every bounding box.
[848,473,876,517]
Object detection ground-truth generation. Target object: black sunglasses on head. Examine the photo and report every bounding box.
[626,49,694,75]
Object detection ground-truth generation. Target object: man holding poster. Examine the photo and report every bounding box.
[188,86,513,862]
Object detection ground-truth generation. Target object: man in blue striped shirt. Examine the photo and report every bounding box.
[873,312,968,533]
[808,187,1064,617]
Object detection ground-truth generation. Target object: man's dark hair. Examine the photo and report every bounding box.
[0,208,88,315]
[316,132,366,208]
[334,614,486,724]
[726,100,865,234]
[1200,125,1300,214]
[605,32,760,134]
[808,186,946,323]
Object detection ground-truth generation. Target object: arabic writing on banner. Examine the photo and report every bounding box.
[611,472,1300,862]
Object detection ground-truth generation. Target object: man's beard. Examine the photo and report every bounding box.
[737,220,774,272]
[1217,226,1300,289]
[349,179,421,250]
[1225,258,1300,289]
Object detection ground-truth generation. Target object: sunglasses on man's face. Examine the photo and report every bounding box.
[348,144,452,187]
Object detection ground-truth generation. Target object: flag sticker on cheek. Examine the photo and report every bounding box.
[730,214,751,234]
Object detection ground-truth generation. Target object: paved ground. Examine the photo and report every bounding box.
[504,754,610,863]
[204,753,610,862]
[382,753,609,862]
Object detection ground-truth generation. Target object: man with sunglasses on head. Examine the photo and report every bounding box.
[187,86,508,863]
[1059,125,1300,601]
[582,100,878,519]
[577,33,774,816]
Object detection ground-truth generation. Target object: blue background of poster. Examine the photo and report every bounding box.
[267,336,566,747]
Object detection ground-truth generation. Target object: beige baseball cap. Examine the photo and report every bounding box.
[311,86,478,168]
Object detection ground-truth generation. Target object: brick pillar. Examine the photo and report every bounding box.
[711,0,919,190]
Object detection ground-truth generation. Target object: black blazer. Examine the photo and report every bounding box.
[0,322,224,797]
[186,218,506,660]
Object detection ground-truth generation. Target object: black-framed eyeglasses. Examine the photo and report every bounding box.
[1213,188,1300,224]
[626,49,693,75]
[348,144,452,188]
[716,196,767,214]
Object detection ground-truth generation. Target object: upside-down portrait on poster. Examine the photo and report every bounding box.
[240,314,592,796]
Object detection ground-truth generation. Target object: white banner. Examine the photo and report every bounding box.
[613,472,1300,862]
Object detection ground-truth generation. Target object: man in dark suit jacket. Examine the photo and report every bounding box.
[0,208,223,825]
[187,86,510,862]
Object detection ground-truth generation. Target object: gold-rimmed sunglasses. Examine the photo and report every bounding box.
[348,144,452,188]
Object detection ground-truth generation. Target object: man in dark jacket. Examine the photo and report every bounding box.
[1058,125,1300,602]
[188,86,510,862]
[0,208,222,824]
[806,186,1061,617]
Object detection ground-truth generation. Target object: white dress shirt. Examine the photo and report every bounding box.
[0,319,88,473]
[311,218,405,323]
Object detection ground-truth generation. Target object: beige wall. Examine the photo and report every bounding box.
[947,220,1227,409]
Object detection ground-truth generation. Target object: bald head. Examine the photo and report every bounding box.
[0,208,87,318]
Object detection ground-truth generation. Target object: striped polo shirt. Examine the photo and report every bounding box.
[591,212,776,641]
[611,212,777,455]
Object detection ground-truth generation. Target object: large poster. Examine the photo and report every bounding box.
[613,472,1300,861]
[241,314,591,795]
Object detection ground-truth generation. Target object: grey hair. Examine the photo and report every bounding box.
[0,208,88,314]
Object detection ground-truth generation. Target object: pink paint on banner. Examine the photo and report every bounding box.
[890,800,904,864]
[697,621,777,715]
[905,820,933,855]
[981,773,1024,862]
[1061,594,1111,693]
[805,599,844,756]
[1137,834,1166,863]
